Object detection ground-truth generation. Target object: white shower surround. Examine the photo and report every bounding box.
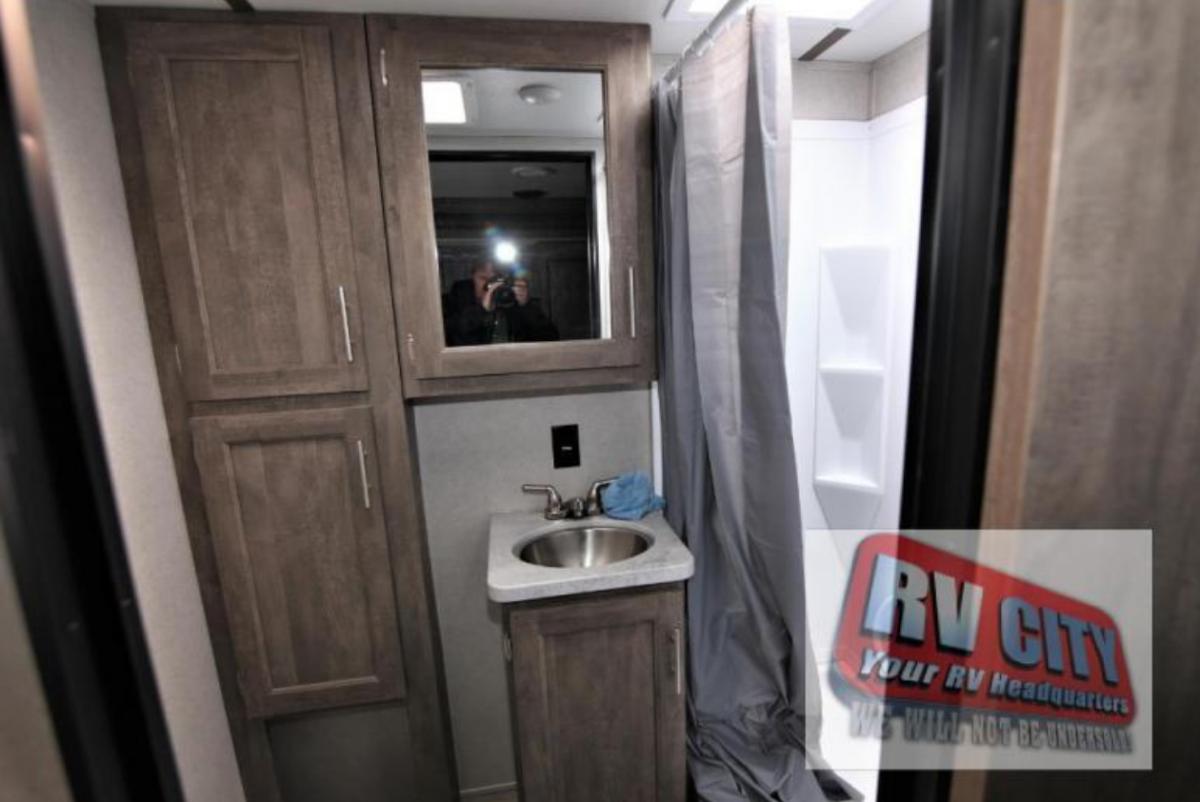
[788,96,927,536]
[788,96,927,801]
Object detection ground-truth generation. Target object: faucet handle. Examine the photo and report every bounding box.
[585,477,619,517]
[523,484,566,520]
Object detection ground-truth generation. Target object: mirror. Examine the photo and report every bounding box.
[422,68,609,347]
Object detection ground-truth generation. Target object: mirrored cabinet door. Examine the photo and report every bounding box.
[368,16,653,398]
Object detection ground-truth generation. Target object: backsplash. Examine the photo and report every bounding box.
[413,387,653,792]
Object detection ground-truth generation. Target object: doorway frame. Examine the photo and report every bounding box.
[885,0,1027,801]
[0,3,185,799]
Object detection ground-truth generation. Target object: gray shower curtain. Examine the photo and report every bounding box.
[655,5,851,800]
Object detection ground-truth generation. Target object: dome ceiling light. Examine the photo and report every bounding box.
[517,83,563,106]
[511,165,557,179]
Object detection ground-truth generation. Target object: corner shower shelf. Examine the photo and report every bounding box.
[817,362,885,377]
[813,245,891,528]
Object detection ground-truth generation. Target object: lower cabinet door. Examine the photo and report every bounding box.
[191,406,406,718]
[508,586,686,802]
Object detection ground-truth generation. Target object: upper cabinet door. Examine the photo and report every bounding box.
[124,21,369,400]
[368,16,655,398]
[192,406,406,718]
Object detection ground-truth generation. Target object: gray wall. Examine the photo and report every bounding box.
[24,2,245,800]
[792,61,871,120]
[790,32,929,121]
[869,32,928,118]
[413,388,653,794]
[0,527,73,802]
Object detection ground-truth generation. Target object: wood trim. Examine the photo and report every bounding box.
[404,363,653,401]
[797,27,850,61]
[366,15,655,398]
[959,3,1069,802]
[97,10,457,799]
[980,0,1069,530]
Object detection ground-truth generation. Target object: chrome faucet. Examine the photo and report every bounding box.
[522,484,566,520]
[523,477,618,520]
[585,477,618,517]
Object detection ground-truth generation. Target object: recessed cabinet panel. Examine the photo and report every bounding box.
[126,21,368,400]
[508,587,686,802]
[192,407,405,718]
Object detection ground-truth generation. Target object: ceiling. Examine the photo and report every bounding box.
[91,0,931,62]
[425,68,604,140]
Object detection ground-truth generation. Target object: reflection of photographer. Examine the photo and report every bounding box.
[443,261,560,346]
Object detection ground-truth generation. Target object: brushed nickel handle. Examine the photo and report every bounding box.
[338,285,355,363]
[628,266,637,339]
[522,484,566,520]
[670,626,682,696]
[585,476,619,517]
[355,439,372,510]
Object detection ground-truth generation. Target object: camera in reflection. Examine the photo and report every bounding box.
[487,270,520,309]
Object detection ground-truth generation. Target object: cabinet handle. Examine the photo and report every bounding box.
[355,439,372,510]
[338,285,355,363]
[628,266,637,339]
[379,47,389,87]
[670,626,682,696]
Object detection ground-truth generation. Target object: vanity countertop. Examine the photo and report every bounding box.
[487,511,694,603]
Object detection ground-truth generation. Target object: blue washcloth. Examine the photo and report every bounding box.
[600,472,665,520]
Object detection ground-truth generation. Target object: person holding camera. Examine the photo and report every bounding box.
[443,261,560,346]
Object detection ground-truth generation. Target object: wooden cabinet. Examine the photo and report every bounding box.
[123,19,369,401]
[99,10,456,801]
[101,7,663,799]
[505,586,686,802]
[191,407,406,718]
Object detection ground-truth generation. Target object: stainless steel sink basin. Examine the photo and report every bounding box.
[518,526,651,568]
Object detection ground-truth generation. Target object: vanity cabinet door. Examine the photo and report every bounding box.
[124,20,369,400]
[507,586,686,802]
[191,406,406,718]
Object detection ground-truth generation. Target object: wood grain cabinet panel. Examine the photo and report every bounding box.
[191,406,406,718]
[506,587,686,802]
[125,21,368,400]
[101,11,458,798]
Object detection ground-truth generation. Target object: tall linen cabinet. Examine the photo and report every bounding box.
[97,11,455,799]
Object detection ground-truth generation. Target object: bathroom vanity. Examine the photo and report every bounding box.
[488,513,693,802]
[96,6,654,799]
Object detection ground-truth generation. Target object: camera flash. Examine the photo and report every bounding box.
[494,240,518,265]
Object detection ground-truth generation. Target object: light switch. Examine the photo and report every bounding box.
[551,424,581,469]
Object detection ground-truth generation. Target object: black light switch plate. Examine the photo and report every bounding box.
[551,424,581,469]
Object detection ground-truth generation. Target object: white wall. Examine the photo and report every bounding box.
[24,2,245,800]
[413,388,652,794]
